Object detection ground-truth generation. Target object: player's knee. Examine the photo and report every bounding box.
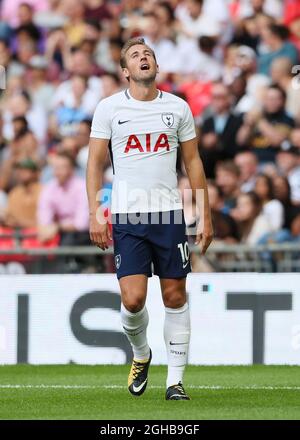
[122,291,145,313]
[163,287,186,309]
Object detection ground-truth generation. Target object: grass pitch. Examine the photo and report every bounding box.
[0,365,299,420]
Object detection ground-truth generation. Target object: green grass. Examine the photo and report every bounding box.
[0,365,300,420]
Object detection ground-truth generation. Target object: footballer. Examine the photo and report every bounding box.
[86,37,213,400]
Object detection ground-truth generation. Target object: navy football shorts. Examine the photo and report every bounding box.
[112,210,191,280]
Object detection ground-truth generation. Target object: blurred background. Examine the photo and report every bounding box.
[1,0,300,275]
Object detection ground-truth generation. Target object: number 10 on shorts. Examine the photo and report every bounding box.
[177,242,190,268]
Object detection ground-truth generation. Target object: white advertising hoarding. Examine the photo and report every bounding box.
[0,273,299,365]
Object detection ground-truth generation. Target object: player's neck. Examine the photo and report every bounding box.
[128,83,158,101]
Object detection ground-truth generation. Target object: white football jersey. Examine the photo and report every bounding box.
[90,89,196,213]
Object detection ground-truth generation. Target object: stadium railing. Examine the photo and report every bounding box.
[0,242,300,273]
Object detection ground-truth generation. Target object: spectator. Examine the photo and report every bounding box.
[101,72,122,99]
[230,73,255,114]
[0,39,16,77]
[176,36,222,81]
[17,3,36,27]
[176,0,222,39]
[104,38,124,74]
[51,49,102,112]
[61,0,86,48]
[0,75,24,108]
[271,57,300,121]
[37,152,89,245]
[231,191,273,244]
[257,24,298,76]
[81,19,115,73]
[226,44,271,110]
[26,55,55,113]
[1,0,48,28]
[284,2,300,56]
[58,136,81,161]
[234,150,258,192]
[202,0,230,26]
[237,84,295,163]
[75,118,110,176]
[215,160,241,211]
[272,175,300,229]
[14,3,42,50]
[50,74,93,137]
[84,0,112,22]
[3,158,41,228]
[0,115,39,191]
[8,115,38,159]
[237,0,283,19]
[207,180,239,242]
[80,20,102,59]
[222,45,240,86]
[230,14,260,51]
[142,12,178,76]
[76,119,92,171]
[77,119,92,149]
[276,146,300,205]
[41,136,86,182]
[14,24,41,65]
[155,1,176,40]
[2,90,47,146]
[174,0,223,82]
[290,127,300,150]
[200,82,243,177]
[254,173,284,231]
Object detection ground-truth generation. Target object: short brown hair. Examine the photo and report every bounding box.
[120,37,156,68]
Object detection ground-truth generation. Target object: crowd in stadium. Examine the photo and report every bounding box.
[1,0,300,249]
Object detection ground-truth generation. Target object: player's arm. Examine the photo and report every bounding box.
[86,137,111,250]
[180,137,213,254]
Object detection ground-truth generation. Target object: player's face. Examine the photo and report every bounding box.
[123,44,158,84]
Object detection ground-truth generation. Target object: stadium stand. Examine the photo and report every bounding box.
[1,0,300,274]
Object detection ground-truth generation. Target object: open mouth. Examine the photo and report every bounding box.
[140,63,150,71]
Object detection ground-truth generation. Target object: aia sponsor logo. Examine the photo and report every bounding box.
[124,133,170,153]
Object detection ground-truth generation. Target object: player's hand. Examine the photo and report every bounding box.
[195,219,214,255]
[89,213,112,250]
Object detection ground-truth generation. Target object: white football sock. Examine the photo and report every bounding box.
[164,302,190,388]
[121,303,150,361]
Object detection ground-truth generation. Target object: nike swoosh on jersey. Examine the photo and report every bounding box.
[183,261,189,269]
[132,379,148,393]
[169,342,187,346]
[118,119,130,124]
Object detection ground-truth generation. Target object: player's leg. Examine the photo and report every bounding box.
[112,214,153,396]
[160,277,191,400]
[150,210,191,400]
[113,215,152,396]
[113,214,152,360]
[120,274,151,360]
[119,274,152,396]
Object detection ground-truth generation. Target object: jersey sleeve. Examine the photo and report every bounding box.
[90,99,112,139]
[178,101,196,142]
